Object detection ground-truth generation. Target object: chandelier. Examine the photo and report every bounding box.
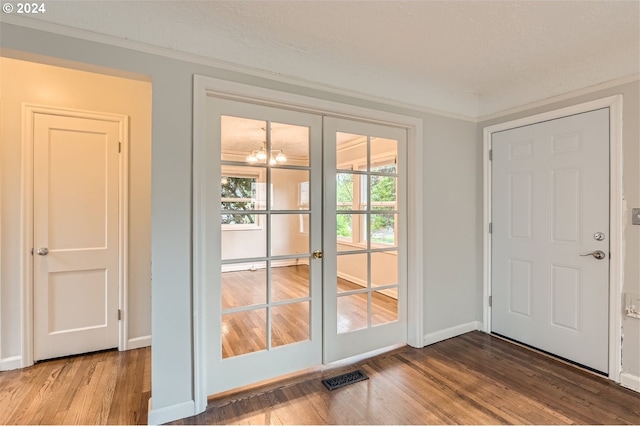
[246,142,287,164]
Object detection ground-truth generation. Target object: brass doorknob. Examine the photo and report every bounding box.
[312,250,323,259]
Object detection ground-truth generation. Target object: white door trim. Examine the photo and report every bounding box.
[193,75,424,414]
[20,104,129,368]
[482,95,624,382]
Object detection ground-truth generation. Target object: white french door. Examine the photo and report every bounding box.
[323,117,407,363]
[491,108,610,373]
[204,98,407,395]
[206,98,323,394]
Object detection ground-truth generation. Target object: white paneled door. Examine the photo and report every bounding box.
[33,113,121,361]
[491,108,609,373]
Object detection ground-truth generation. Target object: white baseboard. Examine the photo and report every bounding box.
[423,321,483,346]
[127,335,151,350]
[337,272,367,288]
[147,398,195,425]
[0,356,22,371]
[221,259,301,273]
[620,372,640,392]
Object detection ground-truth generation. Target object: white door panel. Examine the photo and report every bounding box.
[323,117,407,364]
[206,98,323,395]
[492,108,609,372]
[34,113,120,361]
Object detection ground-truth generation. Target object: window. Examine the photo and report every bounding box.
[221,171,265,230]
[337,155,397,246]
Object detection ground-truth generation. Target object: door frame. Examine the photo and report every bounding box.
[482,95,623,382]
[193,75,424,413]
[20,104,129,367]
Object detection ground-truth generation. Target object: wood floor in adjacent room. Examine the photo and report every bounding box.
[0,347,150,425]
[2,332,640,424]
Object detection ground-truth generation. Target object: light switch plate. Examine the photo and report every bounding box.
[633,208,640,225]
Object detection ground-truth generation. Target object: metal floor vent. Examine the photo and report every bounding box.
[322,369,369,391]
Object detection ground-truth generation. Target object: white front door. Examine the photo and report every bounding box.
[323,117,407,363]
[33,113,121,361]
[206,98,323,395]
[491,108,609,373]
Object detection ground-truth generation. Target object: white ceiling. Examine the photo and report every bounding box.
[16,1,640,118]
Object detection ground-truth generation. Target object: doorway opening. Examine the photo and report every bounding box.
[0,55,152,370]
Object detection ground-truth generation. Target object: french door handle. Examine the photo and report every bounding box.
[312,250,323,259]
[580,250,606,260]
[37,247,49,256]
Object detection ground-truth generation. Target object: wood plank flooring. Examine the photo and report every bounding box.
[221,265,398,358]
[175,332,640,425]
[0,347,150,425]
[2,332,640,424]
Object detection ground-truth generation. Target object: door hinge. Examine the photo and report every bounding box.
[489,295,492,307]
[118,142,122,153]
[489,222,492,234]
[489,149,493,161]
[118,309,122,321]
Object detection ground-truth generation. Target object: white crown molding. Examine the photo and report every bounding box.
[478,73,640,123]
[0,15,477,123]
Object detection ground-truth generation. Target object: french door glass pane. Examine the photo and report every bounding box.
[271,214,309,257]
[221,214,266,260]
[271,122,310,167]
[336,253,368,293]
[371,251,398,287]
[272,168,310,211]
[336,132,366,169]
[370,213,397,246]
[221,116,267,162]
[222,262,267,309]
[272,302,310,347]
[371,290,398,326]
[337,293,368,333]
[272,260,310,301]
[222,309,267,358]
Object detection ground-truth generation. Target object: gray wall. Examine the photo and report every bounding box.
[478,81,640,378]
[0,22,480,416]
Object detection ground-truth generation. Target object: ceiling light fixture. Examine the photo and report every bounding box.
[246,142,287,164]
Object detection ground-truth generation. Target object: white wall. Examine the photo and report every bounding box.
[0,57,152,363]
[423,114,479,333]
[478,80,640,380]
[0,22,480,422]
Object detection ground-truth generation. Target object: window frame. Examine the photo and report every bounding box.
[220,166,266,231]
[336,153,398,248]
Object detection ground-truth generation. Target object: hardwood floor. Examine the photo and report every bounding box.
[2,333,640,425]
[221,265,398,358]
[0,347,150,425]
[175,332,640,425]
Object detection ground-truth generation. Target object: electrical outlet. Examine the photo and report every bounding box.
[632,208,640,225]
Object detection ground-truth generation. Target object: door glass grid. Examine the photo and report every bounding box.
[335,132,399,333]
[220,115,313,358]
